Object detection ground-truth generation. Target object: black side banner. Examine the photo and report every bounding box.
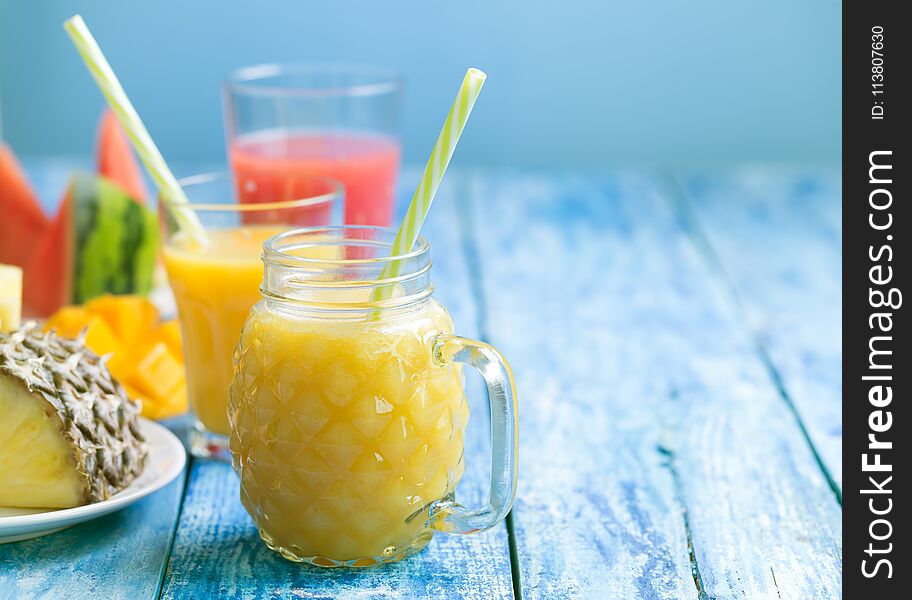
[843,1,908,596]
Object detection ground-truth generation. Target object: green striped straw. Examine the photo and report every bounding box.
[63,15,207,245]
[373,68,486,303]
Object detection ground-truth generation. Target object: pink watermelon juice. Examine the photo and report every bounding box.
[230,132,400,226]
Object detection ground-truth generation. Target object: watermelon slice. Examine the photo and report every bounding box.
[22,191,73,317]
[0,144,49,268]
[97,109,148,203]
[23,172,158,317]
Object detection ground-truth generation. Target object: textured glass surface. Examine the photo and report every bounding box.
[229,298,468,566]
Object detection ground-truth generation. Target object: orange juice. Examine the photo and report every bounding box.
[229,298,469,564]
[163,227,283,435]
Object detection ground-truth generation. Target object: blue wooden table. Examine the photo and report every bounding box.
[0,162,841,599]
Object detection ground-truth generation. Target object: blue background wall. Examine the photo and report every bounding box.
[0,0,839,168]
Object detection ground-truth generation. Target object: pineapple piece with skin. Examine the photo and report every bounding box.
[0,377,86,507]
[0,323,147,508]
[0,264,23,333]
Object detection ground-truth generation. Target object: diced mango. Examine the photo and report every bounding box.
[85,294,157,347]
[44,310,122,360]
[120,382,151,409]
[125,346,188,421]
[82,316,123,359]
[153,320,184,362]
[44,306,91,339]
[128,342,184,400]
[167,380,189,414]
[141,401,169,421]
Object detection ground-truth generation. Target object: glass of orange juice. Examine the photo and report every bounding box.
[160,171,342,460]
[229,226,518,566]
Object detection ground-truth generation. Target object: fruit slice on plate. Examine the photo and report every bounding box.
[97,109,148,203]
[0,324,147,509]
[0,144,49,269]
[23,172,158,317]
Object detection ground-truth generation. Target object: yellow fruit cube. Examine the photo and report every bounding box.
[85,295,158,347]
[120,381,150,408]
[44,306,91,339]
[121,383,162,419]
[153,320,184,361]
[44,310,122,360]
[127,342,184,401]
[82,316,123,359]
[122,353,188,420]
[168,380,189,411]
[0,264,22,333]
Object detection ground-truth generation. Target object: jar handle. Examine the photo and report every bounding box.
[428,334,519,534]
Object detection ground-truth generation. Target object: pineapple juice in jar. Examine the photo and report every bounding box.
[229,226,519,567]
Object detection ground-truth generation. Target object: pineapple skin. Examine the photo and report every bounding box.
[0,323,148,508]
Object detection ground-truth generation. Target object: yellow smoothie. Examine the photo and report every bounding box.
[163,227,284,435]
[229,298,469,564]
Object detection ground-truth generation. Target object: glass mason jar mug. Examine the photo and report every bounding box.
[229,226,518,566]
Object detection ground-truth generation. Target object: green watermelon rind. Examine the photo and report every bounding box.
[121,184,158,295]
[71,172,158,304]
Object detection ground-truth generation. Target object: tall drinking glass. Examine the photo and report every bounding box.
[224,64,402,227]
[160,171,342,460]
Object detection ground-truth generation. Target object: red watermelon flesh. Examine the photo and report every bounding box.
[23,191,73,318]
[0,143,49,268]
[97,109,148,203]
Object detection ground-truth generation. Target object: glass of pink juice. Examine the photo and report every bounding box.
[224,64,402,226]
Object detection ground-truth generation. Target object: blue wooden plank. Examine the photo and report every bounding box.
[464,171,694,599]
[160,173,514,599]
[676,168,842,489]
[465,171,841,599]
[162,460,512,600]
[0,457,186,600]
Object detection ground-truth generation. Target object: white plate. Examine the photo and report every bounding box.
[0,418,186,543]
